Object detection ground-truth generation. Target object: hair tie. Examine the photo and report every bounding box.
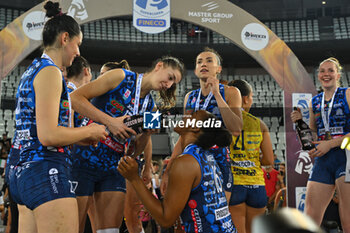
[55,10,63,17]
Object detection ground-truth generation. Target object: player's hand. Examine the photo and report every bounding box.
[291,107,302,123]
[205,77,220,95]
[118,156,139,181]
[142,166,152,185]
[108,115,137,140]
[308,140,331,158]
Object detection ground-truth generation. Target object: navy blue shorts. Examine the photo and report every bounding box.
[309,147,346,185]
[229,185,267,208]
[71,167,126,196]
[10,160,75,210]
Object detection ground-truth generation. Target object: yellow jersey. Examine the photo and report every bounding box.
[230,111,265,185]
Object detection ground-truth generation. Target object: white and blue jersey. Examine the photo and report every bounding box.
[185,84,225,121]
[312,87,350,140]
[309,87,350,184]
[72,69,155,172]
[15,57,71,165]
[185,84,233,192]
[180,144,236,233]
[9,56,75,210]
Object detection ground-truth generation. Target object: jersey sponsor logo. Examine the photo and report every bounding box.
[232,160,256,168]
[49,168,59,194]
[110,99,125,112]
[191,97,196,104]
[219,196,227,204]
[49,168,58,175]
[77,114,85,120]
[101,136,124,153]
[123,89,131,100]
[203,180,215,186]
[233,167,256,176]
[188,200,203,233]
[231,153,246,159]
[215,206,230,220]
[247,134,260,137]
[47,146,65,153]
[61,100,70,109]
[319,127,343,135]
[247,140,260,144]
[17,129,32,140]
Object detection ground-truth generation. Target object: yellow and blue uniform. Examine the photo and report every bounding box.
[229,111,267,208]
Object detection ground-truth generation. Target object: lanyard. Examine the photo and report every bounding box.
[41,53,53,62]
[41,53,72,128]
[195,89,213,111]
[133,74,150,115]
[67,82,77,90]
[321,88,337,133]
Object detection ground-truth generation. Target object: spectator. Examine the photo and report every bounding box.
[262,165,280,213]
[277,162,286,187]
[152,160,161,199]
[273,154,281,170]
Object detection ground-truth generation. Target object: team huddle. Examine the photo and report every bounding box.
[4,1,350,233]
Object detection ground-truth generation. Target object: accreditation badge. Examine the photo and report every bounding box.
[325,131,332,140]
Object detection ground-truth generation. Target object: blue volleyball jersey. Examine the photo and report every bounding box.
[67,84,89,128]
[72,69,155,171]
[180,144,236,233]
[312,87,350,140]
[185,84,225,121]
[15,57,71,164]
[184,84,233,192]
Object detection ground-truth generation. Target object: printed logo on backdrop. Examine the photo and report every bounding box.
[241,23,269,51]
[295,187,307,211]
[133,0,170,34]
[292,93,312,125]
[295,150,313,175]
[22,11,47,41]
[187,1,233,24]
[144,111,162,129]
[67,0,88,21]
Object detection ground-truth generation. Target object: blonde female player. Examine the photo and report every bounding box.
[291,57,350,232]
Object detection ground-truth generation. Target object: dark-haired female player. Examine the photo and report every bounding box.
[9,2,107,233]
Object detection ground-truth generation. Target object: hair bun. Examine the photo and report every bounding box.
[44,1,61,18]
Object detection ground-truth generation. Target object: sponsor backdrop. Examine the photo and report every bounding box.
[0,0,318,207]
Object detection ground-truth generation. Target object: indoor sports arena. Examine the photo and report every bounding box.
[1,0,350,233]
